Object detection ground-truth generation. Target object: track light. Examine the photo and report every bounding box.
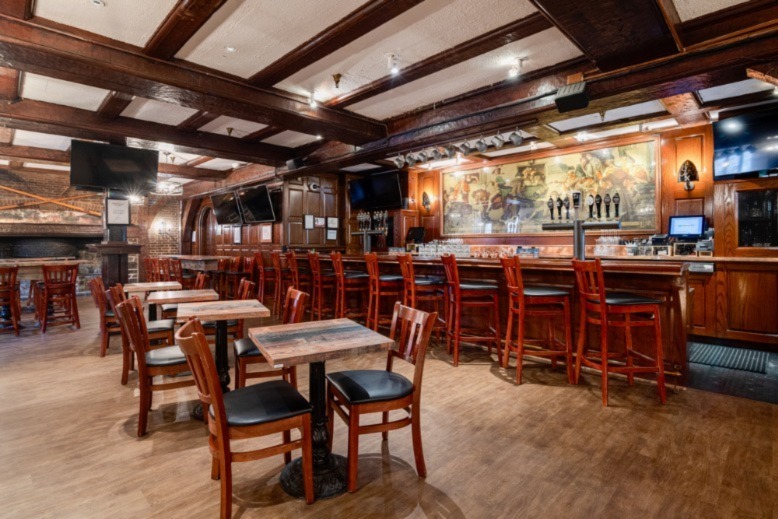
[393,155,406,169]
[405,152,417,167]
[475,137,488,153]
[417,150,429,162]
[387,53,399,75]
[509,130,523,146]
[492,134,505,149]
[309,91,317,108]
[443,144,456,159]
[458,142,473,155]
[430,147,442,161]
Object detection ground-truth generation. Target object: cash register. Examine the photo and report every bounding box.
[668,215,706,256]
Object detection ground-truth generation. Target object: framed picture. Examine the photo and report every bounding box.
[326,229,337,241]
[314,217,326,228]
[105,198,130,225]
[233,226,242,244]
[327,217,339,229]
[260,224,273,243]
[304,214,314,230]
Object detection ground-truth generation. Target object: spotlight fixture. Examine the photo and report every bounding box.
[575,131,590,143]
[492,134,505,149]
[443,144,457,159]
[430,147,442,161]
[475,137,488,153]
[508,58,524,78]
[458,141,473,155]
[393,155,406,169]
[405,152,417,167]
[387,53,400,75]
[508,129,523,147]
[417,150,429,162]
[309,91,317,108]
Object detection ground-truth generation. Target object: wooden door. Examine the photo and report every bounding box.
[198,207,217,256]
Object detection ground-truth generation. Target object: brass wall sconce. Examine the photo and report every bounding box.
[678,160,699,191]
[422,191,432,213]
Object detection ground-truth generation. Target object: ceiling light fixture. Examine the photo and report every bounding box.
[475,136,488,153]
[393,155,406,169]
[309,91,317,108]
[91,0,106,7]
[417,150,429,162]
[492,134,505,149]
[508,58,524,79]
[223,46,237,53]
[316,134,322,140]
[443,144,457,159]
[430,147,442,161]
[575,131,590,142]
[405,153,417,167]
[458,141,473,155]
[387,53,400,75]
[509,129,523,147]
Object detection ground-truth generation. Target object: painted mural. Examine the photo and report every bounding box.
[442,140,657,235]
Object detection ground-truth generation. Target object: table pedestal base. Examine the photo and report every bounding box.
[280,453,347,499]
[191,320,230,421]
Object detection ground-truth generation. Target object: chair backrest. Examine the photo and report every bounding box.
[217,258,230,271]
[283,287,308,325]
[242,256,255,273]
[500,256,525,306]
[397,254,415,305]
[109,283,127,305]
[0,266,18,288]
[307,252,323,283]
[169,259,184,283]
[440,255,461,301]
[572,259,607,311]
[175,318,227,437]
[285,251,302,288]
[387,302,437,392]
[330,252,345,283]
[88,277,109,310]
[115,296,151,357]
[270,251,284,276]
[194,272,210,290]
[236,278,255,300]
[158,258,172,281]
[42,264,78,286]
[364,253,380,291]
[146,258,159,282]
[229,256,242,271]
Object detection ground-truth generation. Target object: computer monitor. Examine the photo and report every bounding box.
[405,227,425,243]
[668,215,705,240]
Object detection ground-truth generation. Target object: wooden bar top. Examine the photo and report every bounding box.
[248,318,394,368]
[176,299,270,321]
[161,255,232,261]
[123,281,182,293]
[0,258,80,267]
[147,289,218,304]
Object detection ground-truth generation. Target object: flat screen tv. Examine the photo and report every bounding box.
[237,184,276,223]
[211,192,243,225]
[348,172,404,211]
[70,140,158,193]
[713,108,778,180]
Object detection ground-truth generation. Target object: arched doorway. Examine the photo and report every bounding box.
[197,206,217,255]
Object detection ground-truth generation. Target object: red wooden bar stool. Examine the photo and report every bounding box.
[0,266,21,336]
[37,264,80,333]
[271,251,293,316]
[307,252,335,320]
[253,252,275,305]
[397,254,447,340]
[365,252,404,331]
[331,252,369,322]
[285,251,312,294]
[572,258,667,406]
[500,256,574,384]
[440,255,501,367]
[157,258,172,281]
[221,256,245,300]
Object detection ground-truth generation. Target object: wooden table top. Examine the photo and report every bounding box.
[176,299,270,321]
[123,281,182,293]
[147,289,218,304]
[0,258,80,267]
[160,255,232,261]
[248,318,394,368]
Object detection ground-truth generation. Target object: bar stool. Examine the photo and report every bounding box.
[37,264,80,333]
[286,251,312,293]
[0,266,21,336]
[253,252,275,305]
[365,252,404,331]
[331,252,369,321]
[440,255,501,367]
[500,256,574,385]
[157,258,172,281]
[572,258,667,406]
[145,258,159,282]
[169,259,195,289]
[221,256,245,300]
[397,254,447,339]
[271,251,293,316]
[307,251,335,320]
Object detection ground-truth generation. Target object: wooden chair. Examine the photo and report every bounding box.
[271,251,293,316]
[365,253,403,331]
[38,264,80,333]
[221,256,244,300]
[440,255,501,366]
[0,266,21,336]
[203,278,255,340]
[500,256,574,385]
[327,302,437,492]
[115,296,195,436]
[157,258,172,281]
[169,258,196,288]
[397,254,446,339]
[146,258,160,282]
[285,251,311,291]
[176,318,314,517]
[253,252,275,305]
[572,259,667,406]
[88,277,121,357]
[234,287,306,389]
[307,252,335,320]
[331,252,368,322]
[212,258,230,300]
[162,272,210,320]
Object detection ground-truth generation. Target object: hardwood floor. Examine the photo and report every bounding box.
[1,297,775,518]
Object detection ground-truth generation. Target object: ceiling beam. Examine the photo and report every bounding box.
[746,62,778,88]
[660,93,707,125]
[0,0,33,20]
[0,15,386,145]
[144,0,227,60]
[0,99,293,165]
[328,13,553,108]
[679,0,778,48]
[177,111,219,132]
[96,91,134,119]
[247,0,425,87]
[0,66,20,101]
[654,0,683,51]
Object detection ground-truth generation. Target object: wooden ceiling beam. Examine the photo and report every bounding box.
[177,111,219,132]
[0,0,33,20]
[654,0,684,51]
[0,15,386,144]
[746,62,778,88]
[144,0,227,60]
[96,91,134,118]
[0,99,293,165]
[660,93,707,125]
[0,66,20,101]
[0,128,14,144]
[328,13,553,108]
[679,0,778,48]
[248,0,425,87]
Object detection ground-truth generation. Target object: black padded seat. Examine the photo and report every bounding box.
[210,380,311,427]
[522,285,570,297]
[145,345,187,367]
[344,272,369,279]
[459,281,499,291]
[321,270,336,277]
[326,370,413,404]
[104,309,115,318]
[378,274,404,282]
[234,337,261,358]
[147,319,176,333]
[603,292,662,306]
[161,303,178,312]
[182,273,196,279]
[202,320,239,328]
[413,276,445,286]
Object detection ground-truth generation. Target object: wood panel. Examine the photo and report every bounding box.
[724,267,778,335]
[417,170,441,241]
[714,177,778,257]
[285,175,340,248]
[688,272,716,337]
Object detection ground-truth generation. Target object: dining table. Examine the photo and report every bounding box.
[123,281,182,320]
[248,318,394,499]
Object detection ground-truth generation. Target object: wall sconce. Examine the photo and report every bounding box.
[156,220,176,238]
[678,160,699,191]
[422,191,432,213]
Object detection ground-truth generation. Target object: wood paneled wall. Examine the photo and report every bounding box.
[285,175,340,248]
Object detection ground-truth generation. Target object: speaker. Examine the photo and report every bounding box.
[554,82,589,113]
[286,157,305,170]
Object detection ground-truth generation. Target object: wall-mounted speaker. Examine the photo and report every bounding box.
[286,157,305,170]
[555,82,589,113]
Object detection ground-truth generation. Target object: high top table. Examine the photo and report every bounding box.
[248,318,394,499]
[123,281,182,320]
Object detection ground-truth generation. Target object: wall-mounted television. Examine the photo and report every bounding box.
[348,172,404,211]
[713,107,778,180]
[237,184,277,223]
[70,140,158,193]
[210,192,243,225]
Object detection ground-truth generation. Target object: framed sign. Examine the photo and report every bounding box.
[105,198,130,225]
[233,226,242,244]
[327,217,339,229]
[260,224,273,243]
[314,217,325,228]
[304,214,314,230]
[326,229,337,241]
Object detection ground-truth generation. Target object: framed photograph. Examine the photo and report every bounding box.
[233,226,242,244]
[304,214,314,230]
[327,217,339,229]
[260,224,273,243]
[191,231,197,242]
[105,198,130,225]
[326,229,337,241]
[314,217,326,228]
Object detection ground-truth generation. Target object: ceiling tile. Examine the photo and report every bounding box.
[176,0,369,78]
[196,158,245,171]
[197,116,267,136]
[548,100,668,132]
[347,28,581,120]
[0,160,9,166]
[673,0,750,22]
[24,162,70,171]
[12,130,72,151]
[34,0,179,47]
[697,79,775,104]
[262,131,321,147]
[21,73,110,111]
[120,98,199,126]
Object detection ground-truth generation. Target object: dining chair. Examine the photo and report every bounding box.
[397,254,447,340]
[271,251,293,316]
[234,287,306,389]
[0,266,21,336]
[88,277,121,357]
[176,318,314,516]
[327,302,437,492]
[158,258,172,281]
[115,296,195,436]
[146,258,160,282]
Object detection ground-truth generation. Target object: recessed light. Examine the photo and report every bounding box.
[91,0,106,6]
[223,46,237,53]
[316,135,322,140]
[231,162,240,168]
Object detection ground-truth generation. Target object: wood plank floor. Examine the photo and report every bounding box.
[1,298,775,518]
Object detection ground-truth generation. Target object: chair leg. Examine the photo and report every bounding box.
[516,314,525,385]
[381,411,389,441]
[211,452,220,480]
[120,345,130,386]
[71,292,80,329]
[234,355,244,389]
[563,300,575,385]
[289,366,298,389]
[219,455,233,519]
[411,404,427,478]
[326,389,335,452]
[625,313,635,386]
[654,306,667,404]
[301,416,314,504]
[99,324,109,357]
[347,407,360,493]
[600,321,609,407]
[283,430,292,464]
[138,379,151,437]
[503,305,514,369]
[452,304,461,367]
[492,294,502,360]
[574,306,587,384]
